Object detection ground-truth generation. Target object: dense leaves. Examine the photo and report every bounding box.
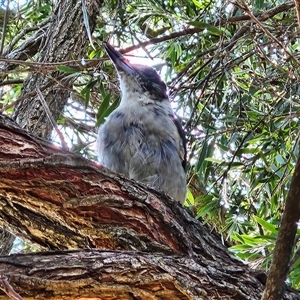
[1,0,300,288]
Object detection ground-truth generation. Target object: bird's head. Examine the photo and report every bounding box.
[103,42,168,101]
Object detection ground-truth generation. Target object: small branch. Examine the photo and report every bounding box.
[232,0,300,69]
[36,86,69,150]
[1,74,66,113]
[0,79,23,87]
[0,0,10,55]
[0,57,103,71]
[0,275,23,300]
[261,141,300,299]
[294,0,300,30]
[216,2,293,25]
[120,28,205,54]
[3,17,51,55]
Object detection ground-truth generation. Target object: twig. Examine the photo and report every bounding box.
[36,86,69,150]
[231,0,300,69]
[0,275,23,300]
[0,57,103,70]
[0,0,10,55]
[3,17,51,55]
[1,74,66,113]
[294,0,300,31]
[0,79,23,87]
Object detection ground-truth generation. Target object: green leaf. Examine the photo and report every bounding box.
[186,188,195,205]
[96,97,120,127]
[254,216,278,234]
[187,21,222,36]
[231,232,245,244]
[56,65,79,74]
[81,80,98,107]
[205,157,224,164]
[275,154,286,165]
[190,0,206,8]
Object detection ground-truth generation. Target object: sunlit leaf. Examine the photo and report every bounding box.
[57,65,80,74]
[254,216,278,234]
[187,21,222,36]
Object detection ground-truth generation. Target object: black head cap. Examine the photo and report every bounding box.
[103,42,168,100]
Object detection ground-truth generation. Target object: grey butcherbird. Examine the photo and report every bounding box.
[96,42,187,203]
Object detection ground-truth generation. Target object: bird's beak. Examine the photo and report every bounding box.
[103,42,135,76]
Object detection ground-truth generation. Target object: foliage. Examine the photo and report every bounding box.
[1,0,300,288]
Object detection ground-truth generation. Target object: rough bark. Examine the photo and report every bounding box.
[0,229,14,256]
[0,0,103,261]
[0,114,233,258]
[0,13,50,254]
[261,143,300,300]
[0,250,277,300]
[0,111,300,299]
[12,0,103,139]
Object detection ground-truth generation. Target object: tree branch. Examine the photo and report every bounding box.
[294,0,300,30]
[261,139,300,299]
[120,1,295,54]
[0,249,266,300]
[0,112,299,299]
[0,114,234,261]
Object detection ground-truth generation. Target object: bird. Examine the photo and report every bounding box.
[96,42,187,203]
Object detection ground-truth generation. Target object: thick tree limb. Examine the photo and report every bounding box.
[0,110,299,299]
[0,114,234,260]
[0,250,299,300]
[0,249,266,300]
[0,0,103,257]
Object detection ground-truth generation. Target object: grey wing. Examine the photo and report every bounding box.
[170,114,187,170]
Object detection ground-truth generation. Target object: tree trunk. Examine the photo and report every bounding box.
[12,0,103,139]
[0,111,299,299]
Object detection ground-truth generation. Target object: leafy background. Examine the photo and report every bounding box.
[1,0,300,288]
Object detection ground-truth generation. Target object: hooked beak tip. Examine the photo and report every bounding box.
[103,42,134,76]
